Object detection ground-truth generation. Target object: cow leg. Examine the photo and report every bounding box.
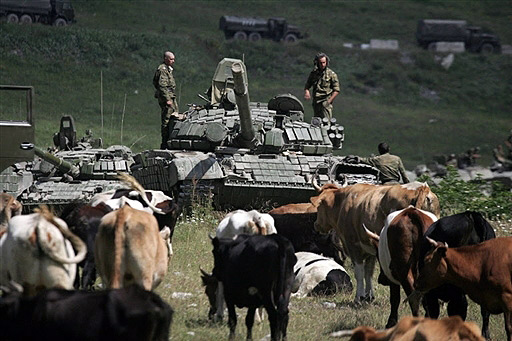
[354,262,365,302]
[386,283,400,328]
[245,307,256,340]
[482,306,491,340]
[227,303,237,340]
[214,282,225,322]
[363,257,376,302]
[82,259,97,290]
[422,292,440,318]
[263,300,278,341]
[446,293,468,320]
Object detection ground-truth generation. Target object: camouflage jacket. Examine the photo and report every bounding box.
[359,153,410,184]
[153,63,176,102]
[304,67,340,102]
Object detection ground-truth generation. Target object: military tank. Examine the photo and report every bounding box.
[131,58,379,208]
[0,114,134,210]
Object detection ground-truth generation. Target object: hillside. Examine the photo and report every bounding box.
[0,1,511,168]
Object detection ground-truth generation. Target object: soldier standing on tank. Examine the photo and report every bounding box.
[153,51,179,149]
[304,52,340,120]
[356,142,410,185]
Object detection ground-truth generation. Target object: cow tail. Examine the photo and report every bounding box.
[112,206,127,289]
[116,172,163,215]
[275,238,294,312]
[34,206,87,264]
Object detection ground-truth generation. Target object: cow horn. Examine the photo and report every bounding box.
[200,268,211,277]
[426,236,438,248]
[208,233,215,240]
[329,330,354,338]
[311,176,322,192]
[363,224,380,241]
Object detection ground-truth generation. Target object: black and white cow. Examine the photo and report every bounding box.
[209,234,296,341]
[419,211,496,339]
[292,252,352,298]
[0,284,173,341]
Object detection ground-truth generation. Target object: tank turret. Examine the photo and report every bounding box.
[132,57,379,209]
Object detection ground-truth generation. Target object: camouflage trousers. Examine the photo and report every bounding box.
[159,98,179,149]
[312,99,333,121]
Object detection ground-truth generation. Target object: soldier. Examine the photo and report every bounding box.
[153,51,180,149]
[304,52,340,120]
[357,142,410,185]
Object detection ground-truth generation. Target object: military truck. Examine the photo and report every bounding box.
[219,16,305,43]
[416,19,501,53]
[0,0,75,26]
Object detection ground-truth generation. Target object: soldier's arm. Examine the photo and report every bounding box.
[398,159,410,183]
[304,72,314,100]
[328,72,340,104]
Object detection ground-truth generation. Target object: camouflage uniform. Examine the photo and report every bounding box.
[359,153,410,185]
[304,67,340,120]
[153,63,178,149]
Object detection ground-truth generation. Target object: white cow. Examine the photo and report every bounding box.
[216,209,277,238]
[211,209,277,323]
[292,252,353,298]
[0,206,86,296]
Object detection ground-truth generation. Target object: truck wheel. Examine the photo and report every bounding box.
[233,31,247,40]
[6,13,19,24]
[284,33,298,43]
[20,15,33,24]
[53,18,68,27]
[480,43,494,54]
[248,32,261,42]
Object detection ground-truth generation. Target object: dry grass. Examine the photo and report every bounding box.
[155,207,511,340]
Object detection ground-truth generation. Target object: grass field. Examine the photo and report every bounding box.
[156,203,511,340]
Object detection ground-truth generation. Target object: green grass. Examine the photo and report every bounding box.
[1,1,511,168]
[158,203,511,340]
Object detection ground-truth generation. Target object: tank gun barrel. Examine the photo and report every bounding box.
[34,146,80,178]
[231,62,257,148]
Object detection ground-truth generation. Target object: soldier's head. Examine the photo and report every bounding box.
[314,52,329,71]
[378,142,390,155]
[164,51,175,67]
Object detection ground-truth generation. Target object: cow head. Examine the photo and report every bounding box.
[310,190,337,234]
[200,268,218,320]
[415,237,449,293]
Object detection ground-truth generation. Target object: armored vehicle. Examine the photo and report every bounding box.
[131,58,379,209]
[0,86,132,209]
[219,16,305,43]
[416,19,501,53]
[0,0,75,26]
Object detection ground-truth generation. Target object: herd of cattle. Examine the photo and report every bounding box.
[0,173,511,340]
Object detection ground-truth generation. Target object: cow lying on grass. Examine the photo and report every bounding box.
[414,237,512,340]
[292,252,352,298]
[330,316,484,340]
[0,283,173,341]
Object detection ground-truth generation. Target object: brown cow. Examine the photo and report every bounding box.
[415,237,512,340]
[330,316,484,340]
[268,203,317,215]
[365,206,438,327]
[95,204,172,290]
[0,193,22,234]
[311,181,440,302]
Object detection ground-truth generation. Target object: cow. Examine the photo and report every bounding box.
[419,211,496,338]
[0,193,22,234]
[414,237,512,340]
[95,204,172,290]
[89,173,182,236]
[330,316,484,340]
[60,202,113,289]
[0,283,173,341]
[0,206,87,296]
[216,209,276,238]
[292,251,352,298]
[205,209,277,323]
[271,211,345,266]
[311,180,440,302]
[268,202,317,215]
[365,206,438,327]
[210,234,296,341]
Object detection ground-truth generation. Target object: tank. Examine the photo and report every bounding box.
[0,115,133,209]
[131,58,379,209]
